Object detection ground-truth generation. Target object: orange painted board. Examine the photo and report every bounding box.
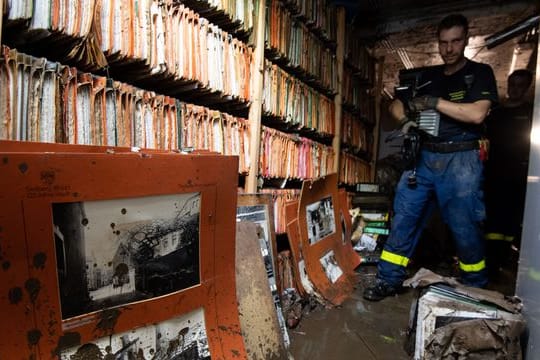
[0,196,37,359]
[338,189,362,271]
[297,174,355,306]
[0,150,246,359]
[284,201,307,298]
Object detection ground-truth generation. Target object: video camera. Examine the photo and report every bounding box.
[395,67,440,137]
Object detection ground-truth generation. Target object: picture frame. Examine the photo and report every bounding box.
[236,194,279,296]
[0,143,246,359]
[236,194,289,348]
[297,174,356,305]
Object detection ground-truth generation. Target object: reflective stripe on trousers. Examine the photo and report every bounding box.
[459,259,486,272]
[485,232,514,242]
[380,250,410,267]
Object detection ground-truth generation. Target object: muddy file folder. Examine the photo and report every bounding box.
[3,0,107,70]
[0,148,248,359]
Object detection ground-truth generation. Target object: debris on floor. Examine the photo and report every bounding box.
[404,268,526,360]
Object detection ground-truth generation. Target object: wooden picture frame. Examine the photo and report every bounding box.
[236,194,279,296]
[236,194,289,349]
[297,174,356,305]
[0,144,246,359]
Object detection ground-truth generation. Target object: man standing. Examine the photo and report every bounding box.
[364,14,498,301]
[484,69,534,278]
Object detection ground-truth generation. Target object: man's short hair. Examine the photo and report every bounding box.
[437,14,469,36]
[509,69,533,88]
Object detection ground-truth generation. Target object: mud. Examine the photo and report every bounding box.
[33,252,46,269]
[289,269,412,360]
[24,278,41,303]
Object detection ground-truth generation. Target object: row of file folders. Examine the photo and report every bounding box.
[259,150,372,234]
[6,0,254,35]
[265,0,337,93]
[0,46,349,181]
[262,60,335,136]
[344,31,376,84]
[342,65,376,118]
[260,189,300,234]
[3,0,253,102]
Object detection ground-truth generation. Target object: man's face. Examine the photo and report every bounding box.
[438,26,468,65]
[507,75,530,101]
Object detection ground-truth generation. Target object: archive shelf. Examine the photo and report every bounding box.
[180,0,255,41]
[277,0,338,47]
[0,0,381,191]
[2,0,254,117]
[265,0,338,96]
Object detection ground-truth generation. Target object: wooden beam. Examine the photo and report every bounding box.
[333,6,346,175]
[371,56,385,181]
[0,0,3,44]
[245,0,266,193]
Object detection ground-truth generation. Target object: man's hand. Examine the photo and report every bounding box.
[399,116,418,134]
[409,95,439,112]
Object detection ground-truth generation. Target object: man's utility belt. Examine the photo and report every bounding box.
[422,140,479,153]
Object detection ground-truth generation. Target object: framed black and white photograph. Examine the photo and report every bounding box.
[60,308,211,359]
[305,196,336,245]
[319,250,343,284]
[53,192,201,319]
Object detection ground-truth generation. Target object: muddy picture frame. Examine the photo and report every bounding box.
[236,194,279,295]
[0,143,247,359]
[236,193,290,347]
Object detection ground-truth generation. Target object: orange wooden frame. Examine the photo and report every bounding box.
[297,174,355,305]
[0,144,246,359]
[338,189,362,271]
[284,200,308,298]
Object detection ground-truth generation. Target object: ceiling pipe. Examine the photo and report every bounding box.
[485,14,540,49]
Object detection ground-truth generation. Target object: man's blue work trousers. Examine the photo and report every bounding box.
[377,149,488,288]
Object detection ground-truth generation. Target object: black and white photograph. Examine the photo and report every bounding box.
[319,250,343,284]
[60,307,211,359]
[53,193,201,319]
[305,196,336,245]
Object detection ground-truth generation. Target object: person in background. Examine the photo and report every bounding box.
[364,13,498,301]
[484,69,534,279]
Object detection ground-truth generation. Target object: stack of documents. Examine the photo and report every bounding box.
[339,153,371,186]
[262,60,335,136]
[180,103,251,174]
[260,189,300,234]
[259,126,334,180]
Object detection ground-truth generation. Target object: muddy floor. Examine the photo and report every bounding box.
[289,266,414,360]
[288,264,517,360]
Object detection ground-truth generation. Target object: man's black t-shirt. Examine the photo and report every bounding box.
[417,59,498,140]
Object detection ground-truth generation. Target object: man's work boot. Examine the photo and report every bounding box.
[363,279,398,301]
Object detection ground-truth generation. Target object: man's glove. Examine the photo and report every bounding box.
[399,116,418,134]
[408,95,439,112]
